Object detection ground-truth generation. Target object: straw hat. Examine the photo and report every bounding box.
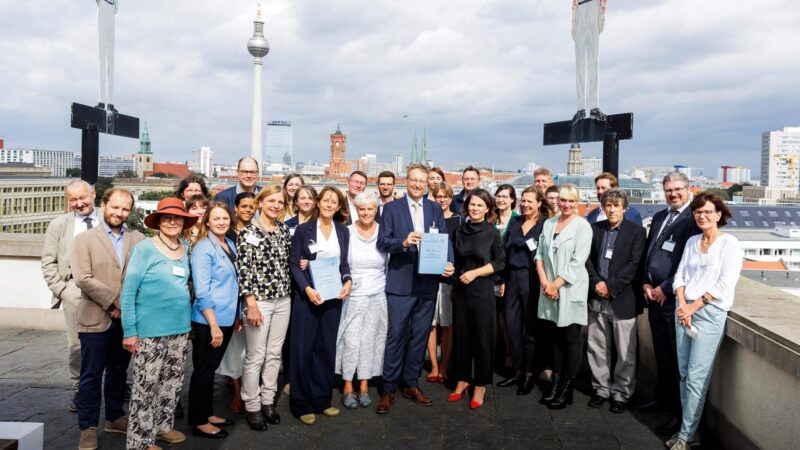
[144,197,198,230]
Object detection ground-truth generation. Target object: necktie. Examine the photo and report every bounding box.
[412,203,423,233]
[649,209,679,262]
[83,217,94,230]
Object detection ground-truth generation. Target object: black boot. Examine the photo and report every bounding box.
[548,378,574,409]
[261,404,281,425]
[572,109,586,124]
[539,372,561,405]
[517,374,536,396]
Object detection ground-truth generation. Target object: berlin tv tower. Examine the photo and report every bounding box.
[248,4,270,172]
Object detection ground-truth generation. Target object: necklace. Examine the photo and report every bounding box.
[157,232,181,251]
[700,231,719,249]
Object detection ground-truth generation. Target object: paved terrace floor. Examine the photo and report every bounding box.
[1,328,680,449]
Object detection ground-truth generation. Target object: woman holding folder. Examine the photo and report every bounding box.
[236,185,292,431]
[289,186,352,425]
[448,189,506,409]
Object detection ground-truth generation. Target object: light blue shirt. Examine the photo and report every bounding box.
[101,221,126,268]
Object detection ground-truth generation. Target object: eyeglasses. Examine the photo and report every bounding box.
[693,209,718,217]
[239,170,259,176]
[434,195,451,200]
[664,187,686,194]
[408,178,427,185]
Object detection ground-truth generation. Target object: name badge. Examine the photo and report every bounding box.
[172,265,186,277]
[661,240,676,253]
[430,222,439,234]
[604,249,613,259]
[309,243,322,254]
[289,227,296,237]
[245,234,261,246]
[526,238,538,251]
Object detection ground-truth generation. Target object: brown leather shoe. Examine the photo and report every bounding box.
[401,387,433,406]
[78,428,98,450]
[376,393,395,414]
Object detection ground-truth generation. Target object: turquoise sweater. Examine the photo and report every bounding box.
[121,239,191,338]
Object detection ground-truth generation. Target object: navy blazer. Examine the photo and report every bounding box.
[449,190,467,215]
[586,206,643,226]
[214,184,261,213]
[289,219,352,296]
[639,206,701,306]
[378,195,453,296]
[585,219,646,320]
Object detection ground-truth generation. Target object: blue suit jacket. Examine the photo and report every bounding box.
[190,236,239,327]
[214,184,261,212]
[586,206,643,226]
[378,195,453,296]
[639,206,701,307]
[289,219,352,295]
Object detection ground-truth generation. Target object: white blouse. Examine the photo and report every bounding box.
[347,224,387,296]
[316,221,341,261]
[673,233,743,312]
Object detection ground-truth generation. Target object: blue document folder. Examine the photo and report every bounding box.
[310,257,343,301]
[418,233,448,275]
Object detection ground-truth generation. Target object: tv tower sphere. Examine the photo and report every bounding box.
[248,8,270,58]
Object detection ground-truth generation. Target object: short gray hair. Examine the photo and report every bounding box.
[600,188,629,209]
[353,191,380,209]
[662,171,689,187]
[65,179,93,194]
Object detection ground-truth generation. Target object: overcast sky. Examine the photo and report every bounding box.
[1,0,798,176]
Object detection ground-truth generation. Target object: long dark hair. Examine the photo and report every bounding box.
[464,188,497,224]
[521,186,555,220]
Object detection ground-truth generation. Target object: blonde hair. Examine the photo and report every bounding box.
[558,183,580,202]
[255,184,283,209]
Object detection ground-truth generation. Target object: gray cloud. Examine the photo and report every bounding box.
[0,0,798,177]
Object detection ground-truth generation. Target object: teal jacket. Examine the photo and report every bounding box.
[535,215,592,327]
[121,239,191,338]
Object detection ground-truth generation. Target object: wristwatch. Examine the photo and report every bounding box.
[701,295,710,306]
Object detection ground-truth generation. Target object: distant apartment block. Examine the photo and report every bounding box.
[761,127,800,190]
[0,148,74,177]
[0,178,69,233]
[74,154,135,178]
[266,121,293,167]
[719,166,752,184]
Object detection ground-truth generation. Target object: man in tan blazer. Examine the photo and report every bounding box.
[71,188,145,450]
[41,180,101,411]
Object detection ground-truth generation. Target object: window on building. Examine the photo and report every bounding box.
[768,211,779,217]
[729,220,738,227]
[744,220,754,227]
[740,210,750,217]
[762,221,770,227]
[756,210,764,217]
[785,211,793,218]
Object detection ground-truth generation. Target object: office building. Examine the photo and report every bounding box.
[0,148,74,177]
[392,153,405,176]
[567,144,583,175]
[74,154,135,178]
[674,165,704,180]
[266,121,292,167]
[761,127,800,190]
[199,146,213,178]
[0,178,69,233]
[581,157,602,176]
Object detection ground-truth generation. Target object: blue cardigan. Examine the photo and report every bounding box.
[190,236,240,327]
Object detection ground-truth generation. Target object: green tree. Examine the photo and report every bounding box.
[126,206,149,235]
[704,187,731,201]
[138,190,175,201]
[66,167,81,177]
[726,183,751,199]
[93,177,114,206]
[115,169,138,178]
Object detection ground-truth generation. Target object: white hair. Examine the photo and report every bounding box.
[353,191,380,208]
[65,179,94,193]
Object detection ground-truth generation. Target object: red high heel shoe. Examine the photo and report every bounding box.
[447,384,469,402]
[470,387,485,409]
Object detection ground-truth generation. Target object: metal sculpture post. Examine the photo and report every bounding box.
[71,0,139,185]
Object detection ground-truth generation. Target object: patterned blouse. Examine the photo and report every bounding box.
[236,221,292,301]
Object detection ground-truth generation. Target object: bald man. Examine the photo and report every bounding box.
[42,180,102,412]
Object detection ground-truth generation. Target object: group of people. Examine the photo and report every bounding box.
[42,159,742,450]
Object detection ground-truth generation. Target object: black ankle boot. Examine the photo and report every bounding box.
[539,372,561,404]
[548,378,574,409]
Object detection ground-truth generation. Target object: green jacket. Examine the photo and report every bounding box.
[535,215,592,327]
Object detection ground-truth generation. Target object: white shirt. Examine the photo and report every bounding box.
[316,221,341,261]
[673,233,743,312]
[347,196,359,224]
[73,209,99,237]
[347,224,387,296]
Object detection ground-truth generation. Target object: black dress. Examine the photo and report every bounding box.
[502,215,546,374]
[451,220,505,386]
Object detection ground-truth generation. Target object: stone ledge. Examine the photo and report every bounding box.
[728,277,800,378]
[0,233,44,258]
[0,308,63,330]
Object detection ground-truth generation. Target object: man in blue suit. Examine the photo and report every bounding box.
[214,157,261,212]
[450,166,480,215]
[634,172,700,436]
[377,163,454,414]
[586,172,642,225]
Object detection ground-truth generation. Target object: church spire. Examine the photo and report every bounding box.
[139,122,152,154]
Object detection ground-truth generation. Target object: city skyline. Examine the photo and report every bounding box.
[0,1,798,176]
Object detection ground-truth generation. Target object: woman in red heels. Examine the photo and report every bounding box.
[448,189,506,409]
